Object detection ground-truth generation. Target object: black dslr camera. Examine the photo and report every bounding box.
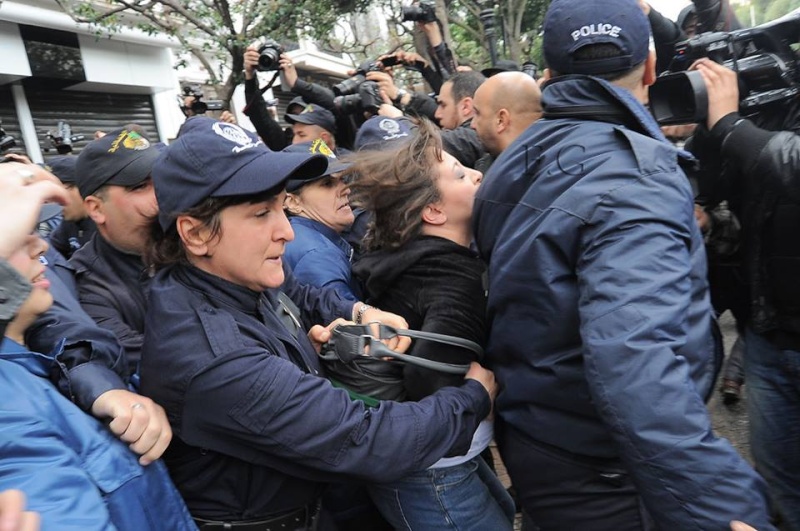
[0,121,16,152]
[45,121,85,154]
[334,81,382,115]
[181,85,224,115]
[257,39,285,71]
[333,56,399,97]
[651,11,800,125]
[402,0,437,23]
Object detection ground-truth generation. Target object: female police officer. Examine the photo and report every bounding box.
[139,117,496,530]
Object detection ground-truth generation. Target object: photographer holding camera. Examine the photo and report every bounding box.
[688,55,800,531]
[242,46,294,151]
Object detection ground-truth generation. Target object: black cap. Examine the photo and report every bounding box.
[76,128,161,198]
[285,104,337,133]
[152,117,328,231]
[45,155,77,184]
[284,96,307,122]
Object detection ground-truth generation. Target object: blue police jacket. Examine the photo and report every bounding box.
[140,264,490,521]
[0,338,196,531]
[285,216,360,301]
[473,75,773,529]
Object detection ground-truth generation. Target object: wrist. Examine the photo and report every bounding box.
[352,303,374,324]
[393,89,408,107]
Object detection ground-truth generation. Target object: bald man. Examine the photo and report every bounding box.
[471,72,542,169]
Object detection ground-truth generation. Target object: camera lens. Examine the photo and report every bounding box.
[333,94,363,114]
[258,44,282,71]
[333,73,366,96]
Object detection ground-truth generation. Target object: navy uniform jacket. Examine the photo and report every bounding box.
[140,264,490,521]
[473,75,772,528]
[49,217,97,260]
[71,234,149,375]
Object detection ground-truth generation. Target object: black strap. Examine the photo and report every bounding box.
[319,324,482,375]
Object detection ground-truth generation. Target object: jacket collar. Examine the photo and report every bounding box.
[291,216,353,259]
[172,264,270,315]
[542,75,667,142]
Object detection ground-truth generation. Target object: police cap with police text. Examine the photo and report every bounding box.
[543,0,650,76]
[153,117,328,231]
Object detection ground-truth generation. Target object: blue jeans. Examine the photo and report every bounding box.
[745,328,800,531]
[368,456,515,531]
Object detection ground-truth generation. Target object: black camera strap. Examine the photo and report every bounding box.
[319,323,483,375]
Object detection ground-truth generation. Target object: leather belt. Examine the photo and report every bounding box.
[193,503,317,531]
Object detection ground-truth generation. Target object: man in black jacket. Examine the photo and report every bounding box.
[70,128,160,374]
[433,71,487,169]
[689,57,800,530]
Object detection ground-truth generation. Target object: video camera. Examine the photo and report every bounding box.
[333,56,400,97]
[402,0,437,23]
[180,85,224,115]
[45,121,85,154]
[0,121,16,153]
[257,39,285,71]
[334,80,382,115]
[651,11,800,125]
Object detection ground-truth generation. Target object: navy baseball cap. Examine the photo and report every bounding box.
[76,128,160,198]
[286,104,337,133]
[45,155,77,184]
[543,0,650,76]
[153,117,328,231]
[282,139,352,192]
[354,116,412,151]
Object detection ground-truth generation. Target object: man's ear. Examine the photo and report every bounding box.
[284,192,303,215]
[84,195,106,225]
[320,130,334,147]
[643,50,657,87]
[497,108,511,133]
[460,97,474,120]
[177,215,212,258]
[422,202,447,226]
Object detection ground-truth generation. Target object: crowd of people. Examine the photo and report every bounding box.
[0,0,798,529]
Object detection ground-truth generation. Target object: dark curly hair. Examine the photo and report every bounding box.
[346,119,444,252]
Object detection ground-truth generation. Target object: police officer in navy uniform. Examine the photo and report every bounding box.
[141,117,497,530]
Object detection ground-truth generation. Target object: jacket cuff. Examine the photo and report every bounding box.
[66,361,128,411]
[461,378,492,419]
[717,115,774,174]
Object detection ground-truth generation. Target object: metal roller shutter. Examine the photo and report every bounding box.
[0,85,26,154]
[26,88,159,155]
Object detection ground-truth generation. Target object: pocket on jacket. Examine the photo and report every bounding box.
[766,256,800,315]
